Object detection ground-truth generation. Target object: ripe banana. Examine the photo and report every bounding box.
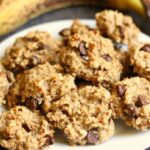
[0,0,149,36]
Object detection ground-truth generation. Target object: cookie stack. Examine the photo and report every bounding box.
[0,10,149,150]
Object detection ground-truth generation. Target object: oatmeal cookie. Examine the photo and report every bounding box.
[111,77,150,130]
[59,20,94,39]
[61,30,122,88]
[2,31,63,73]
[0,106,54,150]
[0,64,14,105]
[130,42,150,80]
[47,85,114,145]
[95,10,140,45]
[7,63,76,113]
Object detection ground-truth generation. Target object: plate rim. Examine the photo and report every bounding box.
[0,19,150,45]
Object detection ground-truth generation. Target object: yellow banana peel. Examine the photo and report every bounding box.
[0,0,149,36]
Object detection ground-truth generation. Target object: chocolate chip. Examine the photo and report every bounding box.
[140,44,150,52]
[87,129,99,144]
[135,95,149,107]
[28,55,42,68]
[59,28,70,37]
[75,78,92,87]
[37,42,44,50]
[37,43,50,51]
[117,85,126,97]
[113,41,128,51]
[25,97,38,110]
[22,123,30,132]
[34,55,42,63]
[62,110,69,116]
[108,103,113,110]
[101,54,112,62]
[118,26,125,38]
[13,67,23,74]
[79,41,88,55]
[124,104,138,118]
[43,135,54,146]
[78,41,89,60]
[101,80,111,91]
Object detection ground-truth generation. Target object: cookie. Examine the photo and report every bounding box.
[130,42,150,80]
[47,85,114,145]
[111,77,150,130]
[0,64,14,105]
[7,63,76,113]
[0,106,54,150]
[61,29,122,88]
[95,10,140,45]
[2,31,63,73]
[59,20,92,39]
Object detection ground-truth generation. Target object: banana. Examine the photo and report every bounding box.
[0,0,149,36]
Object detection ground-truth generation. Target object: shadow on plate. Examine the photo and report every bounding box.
[115,119,148,137]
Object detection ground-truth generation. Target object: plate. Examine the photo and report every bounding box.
[0,20,150,150]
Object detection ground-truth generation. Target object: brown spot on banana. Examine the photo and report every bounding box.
[0,0,148,36]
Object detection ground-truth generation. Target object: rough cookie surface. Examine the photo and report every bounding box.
[2,31,63,73]
[61,30,122,88]
[0,64,14,105]
[96,10,140,45]
[7,63,76,113]
[59,20,93,40]
[111,77,150,130]
[0,106,54,150]
[47,85,114,145]
[130,42,150,80]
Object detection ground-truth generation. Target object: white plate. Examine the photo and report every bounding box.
[0,20,150,150]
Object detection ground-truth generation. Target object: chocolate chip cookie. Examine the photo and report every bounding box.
[59,20,93,39]
[111,77,150,130]
[7,63,76,113]
[96,10,140,45]
[47,85,114,145]
[0,106,54,150]
[130,42,150,80]
[2,31,63,73]
[0,64,14,105]
[61,29,122,88]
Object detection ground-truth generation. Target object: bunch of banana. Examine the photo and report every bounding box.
[0,0,149,36]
